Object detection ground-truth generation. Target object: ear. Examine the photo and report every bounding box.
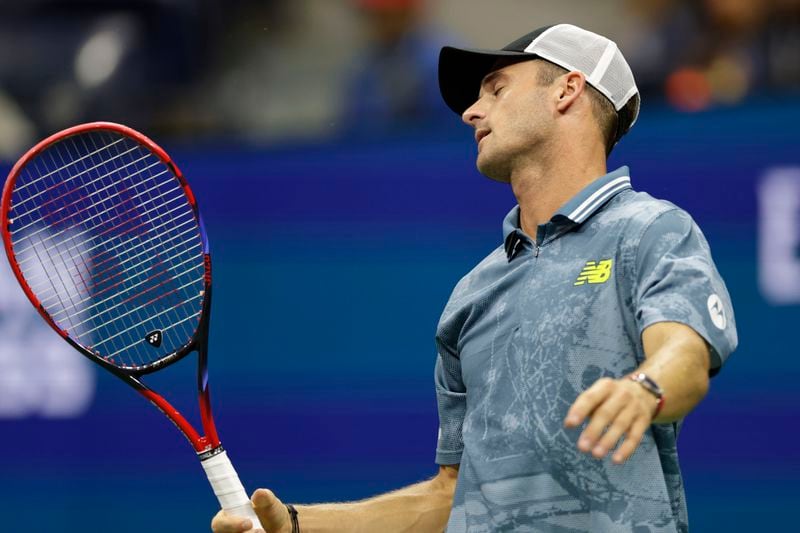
[555,71,587,113]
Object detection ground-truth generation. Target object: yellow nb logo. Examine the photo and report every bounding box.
[574,259,613,286]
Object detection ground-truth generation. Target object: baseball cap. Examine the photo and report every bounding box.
[438,24,640,144]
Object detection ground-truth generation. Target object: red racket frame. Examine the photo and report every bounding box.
[1,122,221,455]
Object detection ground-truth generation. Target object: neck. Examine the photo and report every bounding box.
[510,149,607,237]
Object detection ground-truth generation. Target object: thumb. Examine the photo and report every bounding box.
[251,489,290,532]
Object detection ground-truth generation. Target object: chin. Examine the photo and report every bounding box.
[476,153,512,184]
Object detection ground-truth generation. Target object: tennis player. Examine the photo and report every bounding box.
[212,23,737,533]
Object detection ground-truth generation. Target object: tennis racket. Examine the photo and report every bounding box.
[1,122,261,529]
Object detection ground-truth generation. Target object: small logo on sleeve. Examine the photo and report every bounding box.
[574,259,613,286]
[707,294,727,329]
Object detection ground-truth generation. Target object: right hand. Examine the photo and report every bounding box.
[211,489,292,533]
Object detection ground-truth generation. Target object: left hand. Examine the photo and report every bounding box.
[563,377,658,465]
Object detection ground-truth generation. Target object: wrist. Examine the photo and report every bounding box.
[628,372,665,418]
[286,504,300,533]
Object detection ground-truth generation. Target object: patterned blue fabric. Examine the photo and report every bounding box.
[434,167,738,532]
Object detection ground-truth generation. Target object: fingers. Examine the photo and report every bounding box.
[251,489,290,533]
[612,415,651,464]
[576,383,632,455]
[211,489,286,533]
[211,510,257,533]
[564,377,655,464]
[592,405,638,460]
[564,377,615,428]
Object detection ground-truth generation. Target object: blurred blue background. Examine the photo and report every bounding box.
[1,1,799,532]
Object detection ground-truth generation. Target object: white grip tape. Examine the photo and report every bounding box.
[201,450,261,530]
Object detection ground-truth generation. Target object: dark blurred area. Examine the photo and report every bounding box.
[0,0,797,156]
[626,0,800,111]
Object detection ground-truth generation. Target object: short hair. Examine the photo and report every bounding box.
[534,59,621,156]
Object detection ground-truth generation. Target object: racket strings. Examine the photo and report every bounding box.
[8,130,205,369]
[13,168,176,264]
[10,145,145,228]
[28,144,95,333]
[83,276,203,338]
[20,186,190,292]
[101,135,205,362]
[10,137,128,196]
[44,219,199,321]
[88,132,203,366]
[54,246,203,333]
[19,196,194,292]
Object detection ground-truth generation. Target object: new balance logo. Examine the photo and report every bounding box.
[574,259,613,286]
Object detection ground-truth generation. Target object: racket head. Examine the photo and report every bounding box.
[1,122,211,376]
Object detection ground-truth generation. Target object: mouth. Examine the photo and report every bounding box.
[475,128,491,145]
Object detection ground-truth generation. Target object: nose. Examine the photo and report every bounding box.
[462,99,484,126]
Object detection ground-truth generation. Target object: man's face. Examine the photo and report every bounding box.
[462,59,554,183]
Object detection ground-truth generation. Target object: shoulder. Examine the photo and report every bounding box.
[447,245,507,303]
[589,191,711,283]
[595,190,704,247]
[436,244,507,342]
[599,190,683,230]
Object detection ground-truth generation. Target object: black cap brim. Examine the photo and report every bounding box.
[438,27,554,116]
[438,47,536,116]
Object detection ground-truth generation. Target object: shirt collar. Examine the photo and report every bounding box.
[502,166,632,260]
[554,166,632,224]
[502,207,524,259]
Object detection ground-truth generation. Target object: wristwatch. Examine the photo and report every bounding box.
[628,372,665,417]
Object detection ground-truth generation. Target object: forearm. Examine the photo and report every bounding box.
[293,473,454,533]
[638,321,711,423]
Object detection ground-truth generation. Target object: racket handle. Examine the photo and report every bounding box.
[201,450,262,531]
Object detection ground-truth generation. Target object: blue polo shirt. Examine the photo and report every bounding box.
[435,166,737,532]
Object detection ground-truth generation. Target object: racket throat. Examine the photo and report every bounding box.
[138,388,217,452]
[198,444,226,461]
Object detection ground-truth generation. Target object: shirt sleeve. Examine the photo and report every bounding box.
[634,208,738,375]
[434,343,466,465]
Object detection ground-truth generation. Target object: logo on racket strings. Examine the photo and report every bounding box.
[145,330,163,348]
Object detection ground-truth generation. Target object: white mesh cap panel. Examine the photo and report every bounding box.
[597,47,639,111]
[524,24,638,112]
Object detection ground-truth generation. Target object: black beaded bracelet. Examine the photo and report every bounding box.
[286,504,300,533]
